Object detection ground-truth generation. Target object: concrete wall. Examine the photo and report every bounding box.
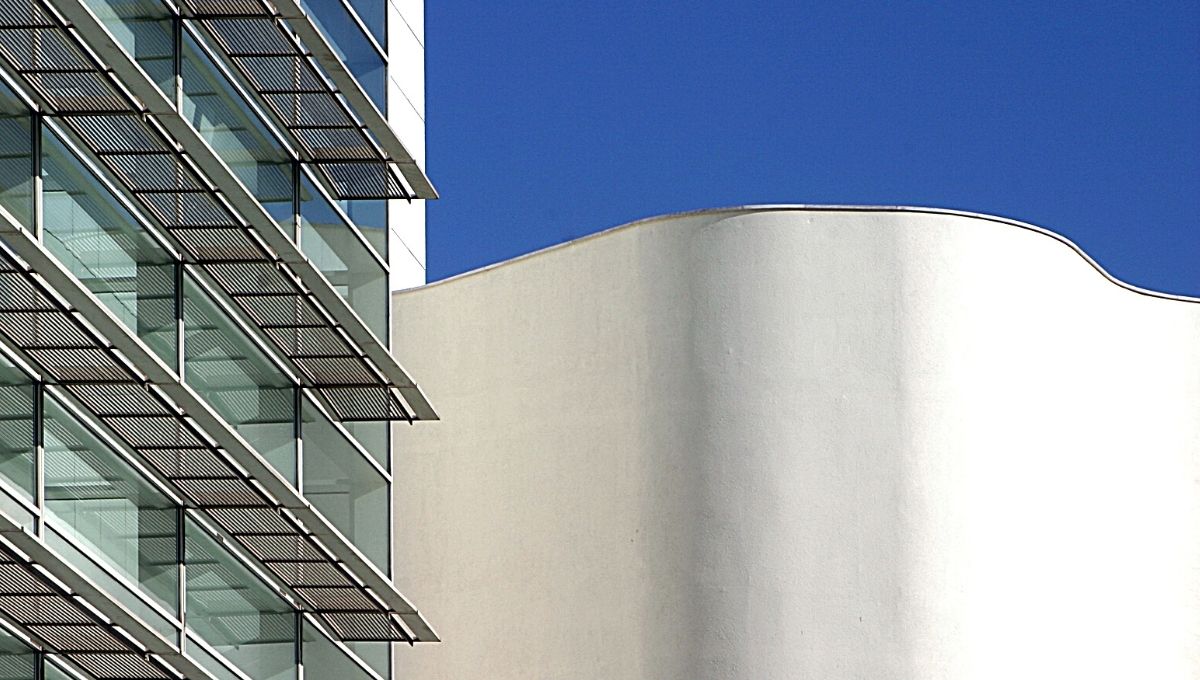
[390,208,1200,679]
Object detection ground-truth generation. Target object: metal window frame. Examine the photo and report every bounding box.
[0,508,216,680]
[0,0,436,423]
[0,203,436,644]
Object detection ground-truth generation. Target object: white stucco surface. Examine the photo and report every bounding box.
[390,208,1200,679]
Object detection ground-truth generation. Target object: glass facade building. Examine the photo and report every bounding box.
[0,0,434,678]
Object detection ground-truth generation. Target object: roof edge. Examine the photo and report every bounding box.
[407,205,1199,305]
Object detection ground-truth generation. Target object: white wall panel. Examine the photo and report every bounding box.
[391,208,1200,679]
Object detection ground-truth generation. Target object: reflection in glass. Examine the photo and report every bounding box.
[300,0,386,111]
[302,397,388,570]
[346,0,386,49]
[302,619,373,680]
[181,33,293,227]
[42,395,179,614]
[90,0,174,93]
[183,275,296,482]
[300,176,387,340]
[0,356,34,500]
[41,129,177,367]
[44,658,74,680]
[0,82,31,228]
[342,199,388,260]
[186,519,296,680]
[0,626,34,680]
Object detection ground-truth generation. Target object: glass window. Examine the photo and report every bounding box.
[0,626,34,680]
[301,397,388,570]
[181,33,293,228]
[185,518,296,680]
[302,618,374,680]
[41,129,177,367]
[183,275,296,482]
[89,0,175,94]
[342,199,387,260]
[42,394,179,614]
[300,0,386,111]
[44,658,76,680]
[346,0,385,49]
[299,176,387,341]
[0,357,33,500]
[0,83,31,228]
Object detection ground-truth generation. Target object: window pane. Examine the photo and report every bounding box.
[186,519,296,680]
[0,83,31,228]
[344,421,387,469]
[41,129,177,367]
[181,33,293,228]
[301,397,388,570]
[42,395,179,614]
[89,0,174,93]
[0,626,34,680]
[0,356,34,500]
[346,0,385,48]
[300,0,386,111]
[302,619,373,680]
[183,275,296,482]
[44,658,75,680]
[342,199,388,259]
[300,177,387,340]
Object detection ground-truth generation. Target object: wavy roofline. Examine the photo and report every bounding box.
[408,205,1198,305]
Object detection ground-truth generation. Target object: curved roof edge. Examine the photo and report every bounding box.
[414,205,1198,305]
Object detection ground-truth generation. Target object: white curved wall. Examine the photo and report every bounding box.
[390,208,1200,679]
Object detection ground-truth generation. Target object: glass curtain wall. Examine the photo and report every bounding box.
[299,0,386,110]
[42,395,180,615]
[185,518,296,680]
[299,176,387,340]
[0,83,31,228]
[89,0,175,94]
[0,628,34,680]
[0,356,34,501]
[40,129,178,368]
[181,33,294,228]
[301,397,388,570]
[182,275,296,482]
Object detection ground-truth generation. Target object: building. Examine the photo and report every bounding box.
[0,0,435,678]
[390,207,1200,679]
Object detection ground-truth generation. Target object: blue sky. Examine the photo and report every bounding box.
[425,1,1199,295]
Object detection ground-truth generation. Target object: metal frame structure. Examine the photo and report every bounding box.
[0,202,436,645]
[0,0,436,426]
[0,509,216,680]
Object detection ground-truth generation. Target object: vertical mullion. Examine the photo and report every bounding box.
[32,381,43,537]
[176,506,187,650]
[175,262,185,377]
[173,12,184,110]
[30,112,41,240]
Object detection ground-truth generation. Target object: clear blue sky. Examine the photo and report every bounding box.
[426,1,1199,295]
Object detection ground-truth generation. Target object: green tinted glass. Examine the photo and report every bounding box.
[302,619,374,680]
[181,33,293,228]
[299,176,387,341]
[89,0,174,93]
[183,275,296,482]
[186,519,296,680]
[0,83,31,228]
[0,356,34,500]
[301,397,388,570]
[0,626,34,680]
[41,129,177,367]
[42,395,179,614]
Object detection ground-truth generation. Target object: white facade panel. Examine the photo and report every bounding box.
[390,208,1200,679]
[387,0,426,289]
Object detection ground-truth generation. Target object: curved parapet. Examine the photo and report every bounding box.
[391,208,1200,679]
